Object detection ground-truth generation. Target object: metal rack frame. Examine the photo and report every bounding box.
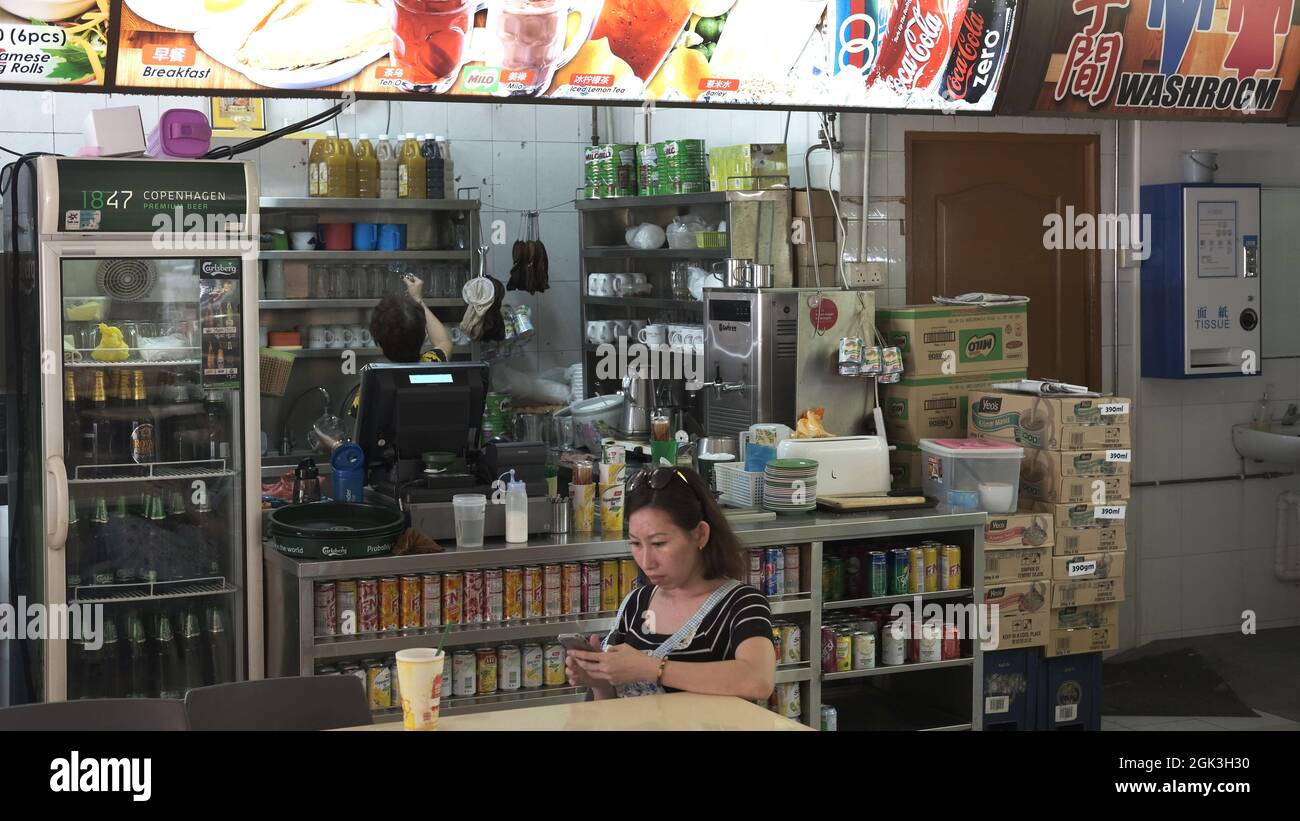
[265,510,985,727]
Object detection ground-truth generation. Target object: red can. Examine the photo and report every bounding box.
[379,576,401,632]
[442,571,463,625]
[484,568,504,623]
[582,562,602,614]
[463,569,484,625]
[543,564,562,618]
[821,625,836,673]
[561,563,582,615]
[314,582,337,637]
[358,578,379,633]
[524,565,544,619]
[866,0,967,98]
[400,575,422,630]
[942,623,961,660]
[504,567,524,621]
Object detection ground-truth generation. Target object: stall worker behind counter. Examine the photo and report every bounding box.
[566,466,777,701]
[351,273,454,415]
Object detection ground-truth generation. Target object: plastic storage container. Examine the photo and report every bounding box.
[919,438,1024,514]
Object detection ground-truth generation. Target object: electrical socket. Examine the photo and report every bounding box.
[845,261,884,288]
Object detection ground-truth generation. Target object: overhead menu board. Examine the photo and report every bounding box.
[0,0,111,86]
[108,0,1019,111]
[1031,0,1300,121]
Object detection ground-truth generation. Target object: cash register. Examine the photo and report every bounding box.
[354,362,552,540]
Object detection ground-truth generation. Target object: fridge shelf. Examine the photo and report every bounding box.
[69,576,239,604]
[65,358,202,369]
[71,460,233,484]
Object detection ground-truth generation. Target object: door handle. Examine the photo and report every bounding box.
[45,454,68,550]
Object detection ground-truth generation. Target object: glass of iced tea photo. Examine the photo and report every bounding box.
[591,0,693,83]
[487,0,601,95]
[390,0,477,92]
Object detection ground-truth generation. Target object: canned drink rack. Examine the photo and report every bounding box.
[71,459,233,484]
[69,575,238,605]
[264,509,986,729]
[65,357,202,369]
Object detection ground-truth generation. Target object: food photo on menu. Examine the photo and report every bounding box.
[0,0,110,85]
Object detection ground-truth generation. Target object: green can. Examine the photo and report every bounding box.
[890,548,911,595]
[869,551,888,597]
[824,555,845,602]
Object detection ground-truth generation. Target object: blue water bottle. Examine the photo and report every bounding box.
[330,442,366,503]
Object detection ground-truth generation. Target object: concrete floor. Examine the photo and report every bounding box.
[1102,627,1300,731]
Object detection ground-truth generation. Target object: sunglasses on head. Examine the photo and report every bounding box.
[632,466,690,491]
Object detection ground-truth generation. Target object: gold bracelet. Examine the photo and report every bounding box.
[656,657,668,685]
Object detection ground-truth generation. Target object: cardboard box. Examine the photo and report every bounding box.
[1022,447,1132,485]
[1051,577,1124,608]
[984,512,1055,549]
[1050,602,1119,630]
[983,580,1049,617]
[1021,472,1132,505]
[984,547,1050,584]
[1033,500,1129,531]
[1051,551,1127,581]
[990,612,1049,650]
[876,303,1029,377]
[890,443,924,488]
[881,371,1028,443]
[792,215,839,243]
[1054,525,1126,555]
[796,265,839,288]
[1045,627,1120,657]
[793,188,837,217]
[969,391,1132,450]
[795,240,841,268]
[711,144,789,191]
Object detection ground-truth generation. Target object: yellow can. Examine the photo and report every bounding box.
[923,546,939,593]
[909,548,925,594]
[364,659,391,710]
[600,560,620,610]
[619,558,638,599]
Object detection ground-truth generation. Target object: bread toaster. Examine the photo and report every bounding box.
[775,436,891,496]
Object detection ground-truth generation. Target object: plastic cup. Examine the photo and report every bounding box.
[395,648,445,731]
[598,461,626,487]
[571,484,596,532]
[452,493,487,548]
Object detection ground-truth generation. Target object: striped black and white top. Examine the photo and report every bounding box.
[613,583,774,691]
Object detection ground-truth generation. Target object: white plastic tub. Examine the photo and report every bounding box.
[919,438,1024,513]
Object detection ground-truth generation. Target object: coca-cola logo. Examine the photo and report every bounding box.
[944,12,986,99]
[892,9,950,94]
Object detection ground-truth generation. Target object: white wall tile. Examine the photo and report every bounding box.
[886,151,905,198]
[1180,402,1251,478]
[1136,485,1182,559]
[0,131,55,155]
[539,211,580,282]
[452,142,493,194]
[1136,405,1181,483]
[492,103,537,143]
[536,103,586,143]
[1241,478,1286,552]
[870,114,890,151]
[1117,597,1138,652]
[492,141,538,212]
[446,102,494,142]
[1181,551,1247,631]
[1140,376,1184,408]
[49,93,106,134]
[1241,548,1300,623]
[929,111,961,132]
[888,115,930,147]
[1180,483,1244,555]
[1140,557,1182,636]
[535,281,580,351]
[536,142,582,210]
[1,90,53,125]
[866,151,889,197]
[258,139,312,197]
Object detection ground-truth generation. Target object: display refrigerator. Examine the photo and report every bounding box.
[1,156,263,704]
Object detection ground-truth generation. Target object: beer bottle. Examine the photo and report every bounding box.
[82,371,110,465]
[216,342,225,372]
[206,604,232,685]
[99,616,122,698]
[111,494,135,585]
[194,496,221,577]
[179,610,205,691]
[66,497,83,589]
[63,371,81,469]
[126,611,151,698]
[154,611,183,699]
[205,391,229,461]
[129,370,156,464]
[90,496,114,587]
[112,370,129,462]
[144,495,167,583]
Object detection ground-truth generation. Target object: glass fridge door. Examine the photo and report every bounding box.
[59,255,246,700]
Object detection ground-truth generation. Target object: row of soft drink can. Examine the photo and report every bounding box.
[822,543,962,601]
[763,683,802,721]
[822,608,962,671]
[747,546,802,597]
[312,559,641,637]
[769,621,803,665]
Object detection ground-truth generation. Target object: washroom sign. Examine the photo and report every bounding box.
[1031,0,1300,121]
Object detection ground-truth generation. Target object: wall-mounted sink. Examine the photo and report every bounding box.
[1232,423,1300,464]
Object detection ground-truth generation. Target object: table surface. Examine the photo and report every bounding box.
[338,693,813,731]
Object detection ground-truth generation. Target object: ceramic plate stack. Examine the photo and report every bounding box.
[763,458,818,515]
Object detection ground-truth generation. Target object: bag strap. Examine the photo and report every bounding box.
[650,579,741,659]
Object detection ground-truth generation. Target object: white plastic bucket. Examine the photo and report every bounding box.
[1184,150,1218,183]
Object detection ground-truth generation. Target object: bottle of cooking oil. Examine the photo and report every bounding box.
[398,133,426,200]
[307,133,327,197]
[338,132,359,198]
[422,134,445,199]
[323,129,349,198]
[355,134,379,199]
[376,135,399,199]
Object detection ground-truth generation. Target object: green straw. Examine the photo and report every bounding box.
[435,623,452,656]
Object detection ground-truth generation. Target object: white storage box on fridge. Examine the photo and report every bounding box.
[920,438,1024,514]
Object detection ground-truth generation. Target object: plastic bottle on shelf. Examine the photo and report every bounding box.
[505,469,528,544]
[307,133,326,197]
[438,136,455,199]
[422,134,445,199]
[398,133,426,199]
[323,129,348,198]
[339,132,359,197]
[376,134,399,199]
[355,134,379,199]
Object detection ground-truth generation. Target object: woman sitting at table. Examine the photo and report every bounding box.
[566,466,776,701]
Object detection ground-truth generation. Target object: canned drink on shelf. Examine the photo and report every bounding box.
[868,551,887,597]
[442,571,463,625]
[341,663,366,691]
[498,644,522,691]
[942,623,961,660]
[882,620,907,666]
[463,569,484,625]
[335,580,357,636]
[483,568,504,623]
[748,549,763,588]
[389,657,401,703]
[783,546,800,594]
[776,682,801,719]
[889,548,911,595]
[770,623,783,660]
[419,575,440,629]
[767,689,779,713]
[453,650,476,697]
[619,558,638,599]
[475,647,498,694]
[780,623,802,664]
[316,664,339,675]
[820,705,838,732]
[364,659,391,710]
[543,643,566,686]
[544,564,563,617]
[379,577,401,632]
[922,546,939,593]
[852,631,876,670]
[920,621,943,663]
[562,563,582,615]
[504,567,525,620]
[522,643,545,688]
[582,562,602,613]
[942,546,962,590]
[400,575,422,630]
[314,582,337,637]
[821,625,837,673]
[829,555,846,601]
[524,566,545,619]
[909,548,925,595]
[764,548,781,596]
[834,630,853,672]
[845,548,864,599]
[600,560,620,611]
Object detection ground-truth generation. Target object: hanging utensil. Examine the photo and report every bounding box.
[508,212,527,292]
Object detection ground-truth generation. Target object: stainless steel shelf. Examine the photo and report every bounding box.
[823,588,975,611]
[576,191,790,210]
[770,596,813,616]
[775,663,814,684]
[70,577,238,605]
[582,295,704,311]
[291,347,385,359]
[70,460,233,484]
[821,657,973,681]
[259,251,471,262]
[260,298,464,310]
[260,197,481,211]
[65,358,201,369]
[312,614,617,658]
[583,246,728,259]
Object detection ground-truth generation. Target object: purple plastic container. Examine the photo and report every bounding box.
[147,109,213,158]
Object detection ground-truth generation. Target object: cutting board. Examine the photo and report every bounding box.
[818,494,934,513]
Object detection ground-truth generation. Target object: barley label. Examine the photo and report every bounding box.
[1095,505,1126,520]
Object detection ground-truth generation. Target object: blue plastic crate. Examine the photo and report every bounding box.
[983,649,1040,730]
[1041,652,1103,731]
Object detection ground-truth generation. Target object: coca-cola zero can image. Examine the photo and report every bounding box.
[940,0,1016,105]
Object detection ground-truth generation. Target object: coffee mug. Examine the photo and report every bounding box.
[378,224,403,251]
[331,325,349,349]
[290,231,318,251]
[670,328,686,347]
[351,325,366,347]
[631,272,648,286]
[310,326,334,349]
[322,223,353,251]
[359,328,374,347]
[596,321,616,344]
[267,229,290,251]
[639,323,668,345]
[612,273,635,296]
[588,273,611,297]
[613,319,631,339]
[629,320,647,339]
[586,321,604,344]
[353,223,379,251]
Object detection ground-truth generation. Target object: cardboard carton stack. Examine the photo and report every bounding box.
[969,391,1131,657]
[793,189,841,288]
[876,303,1029,486]
[981,513,1054,650]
